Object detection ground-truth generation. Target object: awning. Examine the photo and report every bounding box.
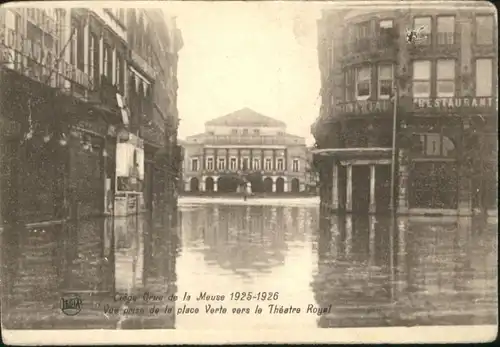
[311,147,393,160]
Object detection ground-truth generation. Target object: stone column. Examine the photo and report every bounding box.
[397,150,409,214]
[284,148,288,172]
[184,180,190,192]
[332,164,339,210]
[214,149,218,172]
[200,177,206,192]
[213,176,218,192]
[346,165,353,212]
[369,164,376,213]
[283,178,288,192]
[272,177,276,192]
[202,148,206,170]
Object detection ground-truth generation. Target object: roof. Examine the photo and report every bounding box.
[205,108,286,127]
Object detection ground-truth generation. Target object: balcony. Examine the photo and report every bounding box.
[203,135,303,146]
[352,37,372,53]
[197,168,288,176]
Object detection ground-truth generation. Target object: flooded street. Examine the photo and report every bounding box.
[1,201,497,329]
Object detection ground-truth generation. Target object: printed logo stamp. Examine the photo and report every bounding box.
[60,294,83,316]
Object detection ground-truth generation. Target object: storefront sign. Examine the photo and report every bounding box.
[75,118,107,137]
[413,97,495,113]
[1,26,92,89]
[336,100,392,116]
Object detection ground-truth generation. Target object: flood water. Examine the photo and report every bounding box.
[1,201,497,329]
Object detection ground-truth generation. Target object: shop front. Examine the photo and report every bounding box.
[114,132,145,217]
[408,96,497,216]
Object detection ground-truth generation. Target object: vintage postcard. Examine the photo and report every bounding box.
[0,0,497,345]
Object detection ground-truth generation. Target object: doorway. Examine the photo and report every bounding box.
[351,165,370,213]
[275,177,285,193]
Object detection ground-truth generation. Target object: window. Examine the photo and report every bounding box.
[344,69,354,101]
[378,19,394,46]
[89,33,99,88]
[265,158,272,171]
[356,21,370,40]
[230,157,237,171]
[276,158,284,171]
[476,15,494,45]
[116,53,125,93]
[378,64,393,98]
[242,158,249,170]
[253,129,260,135]
[437,16,455,44]
[70,17,84,71]
[206,158,214,171]
[69,22,77,66]
[231,129,238,135]
[355,66,371,99]
[191,158,198,171]
[412,60,431,98]
[218,158,225,170]
[103,43,112,79]
[436,59,455,97]
[476,58,493,97]
[413,17,431,44]
[253,158,260,170]
[242,129,249,135]
[292,159,300,172]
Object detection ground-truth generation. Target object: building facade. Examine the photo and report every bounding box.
[312,2,497,216]
[0,6,182,229]
[182,108,308,194]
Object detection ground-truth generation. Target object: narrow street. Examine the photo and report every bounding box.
[2,201,497,329]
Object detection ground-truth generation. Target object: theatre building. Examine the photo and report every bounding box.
[182,108,308,194]
[312,3,497,216]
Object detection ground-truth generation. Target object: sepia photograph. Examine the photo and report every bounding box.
[0,0,497,344]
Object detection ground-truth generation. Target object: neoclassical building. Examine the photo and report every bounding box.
[182,108,308,193]
[312,2,497,216]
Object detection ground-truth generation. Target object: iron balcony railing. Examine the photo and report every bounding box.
[203,135,305,146]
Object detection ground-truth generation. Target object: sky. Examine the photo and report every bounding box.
[164,2,323,145]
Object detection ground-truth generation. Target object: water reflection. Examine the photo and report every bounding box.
[1,203,497,330]
[2,212,179,329]
[313,215,498,327]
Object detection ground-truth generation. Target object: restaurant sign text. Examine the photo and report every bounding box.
[413,97,495,113]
